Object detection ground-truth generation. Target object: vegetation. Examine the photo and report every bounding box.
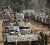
[4,0,50,12]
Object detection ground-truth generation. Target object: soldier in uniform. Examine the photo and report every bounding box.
[39,32,44,45]
[44,34,48,45]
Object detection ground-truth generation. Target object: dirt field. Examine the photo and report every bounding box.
[0,20,4,45]
[30,20,49,33]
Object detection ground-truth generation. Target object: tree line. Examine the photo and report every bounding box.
[6,0,50,12]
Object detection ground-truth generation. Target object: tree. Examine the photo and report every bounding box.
[24,0,31,9]
[47,0,50,8]
[10,0,25,12]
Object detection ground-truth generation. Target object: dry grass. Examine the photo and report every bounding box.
[0,20,3,45]
[29,20,50,33]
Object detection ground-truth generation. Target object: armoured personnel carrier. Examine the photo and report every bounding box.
[2,21,41,45]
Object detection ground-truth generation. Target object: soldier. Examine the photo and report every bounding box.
[39,32,44,45]
[44,34,48,45]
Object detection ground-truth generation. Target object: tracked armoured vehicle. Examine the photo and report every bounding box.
[2,21,41,45]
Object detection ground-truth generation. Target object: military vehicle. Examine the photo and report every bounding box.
[2,21,41,45]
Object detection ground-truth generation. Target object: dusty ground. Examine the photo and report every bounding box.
[0,19,50,45]
[29,20,49,33]
[0,20,4,45]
